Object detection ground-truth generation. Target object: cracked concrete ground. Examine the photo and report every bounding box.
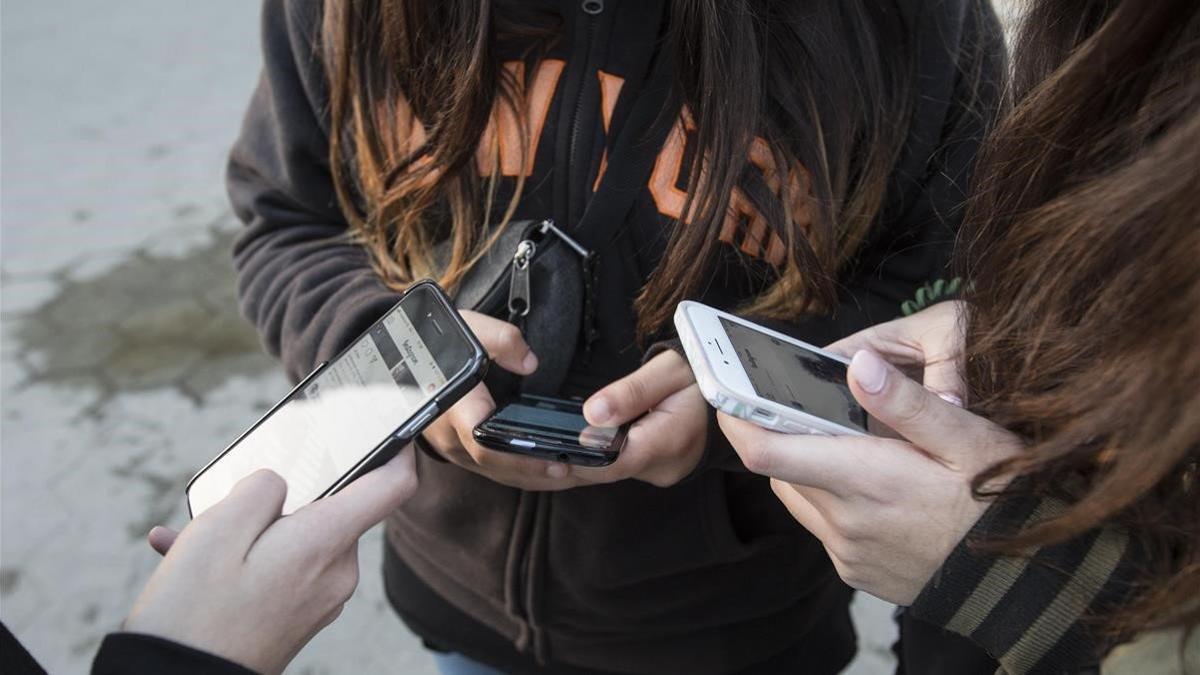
[2,1,1023,673]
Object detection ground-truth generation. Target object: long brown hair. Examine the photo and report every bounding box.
[322,0,921,336]
[960,0,1200,635]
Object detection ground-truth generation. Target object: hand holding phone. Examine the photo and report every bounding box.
[417,310,597,490]
[130,450,418,675]
[717,348,1022,605]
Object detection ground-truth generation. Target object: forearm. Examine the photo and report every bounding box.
[227,0,401,382]
[232,217,399,382]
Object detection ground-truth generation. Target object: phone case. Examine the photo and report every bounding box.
[185,280,487,517]
[472,423,623,467]
[674,301,867,437]
[471,395,626,467]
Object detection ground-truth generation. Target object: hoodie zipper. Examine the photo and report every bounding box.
[509,3,606,662]
[568,0,604,363]
[567,1,603,192]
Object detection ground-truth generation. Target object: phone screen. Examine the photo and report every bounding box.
[188,286,473,517]
[720,318,869,433]
[488,395,619,449]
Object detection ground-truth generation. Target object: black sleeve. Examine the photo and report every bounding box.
[228,0,400,384]
[908,496,1141,674]
[91,633,258,675]
[687,0,1007,475]
[1,621,47,675]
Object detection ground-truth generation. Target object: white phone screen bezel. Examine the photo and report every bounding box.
[675,301,868,436]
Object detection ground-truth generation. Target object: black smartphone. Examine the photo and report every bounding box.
[186,280,487,518]
[473,394,628,467]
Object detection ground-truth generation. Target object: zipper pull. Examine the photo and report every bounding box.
[536,219,591,259]
[581,0,604,15]
[508,239,536,320]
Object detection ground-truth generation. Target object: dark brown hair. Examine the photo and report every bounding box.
[322,0,919,337]
[960,0,1200,634]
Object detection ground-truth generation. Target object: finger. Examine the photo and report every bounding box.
[921,354,966,407]
[848,349,1019,471]
[570,416,658,485]
[825,320,926,363]
[304,446,419,545]
[717,412,871,496]
[423,383,495,465]
[146,526,179,556]
[460,311,537,375]
[444,383,497,449]
[421,415,462,457]
[197,468,288,553]
[769,479,838,544]
[583,351,694,426]
[459,424,574,483]
[445,387,575,483]
[827,307,966,402]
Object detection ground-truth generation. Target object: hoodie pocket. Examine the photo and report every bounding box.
[702,470,805,563]
[701,470,756,561]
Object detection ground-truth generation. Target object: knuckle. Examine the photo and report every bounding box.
[334,567,359,600]
[497,324,523,355]
[394,467,419,500]
[830,510,859,538]
[318,603,346,631]
[738,443,773,476]
[327,603,346,624]
[839,568,865,590]
[894,385,931,425]
[649,468,687,488]
[620,376,649,410]
[465,443,495,468]
[646,475,672,488]
[825,547,861,586]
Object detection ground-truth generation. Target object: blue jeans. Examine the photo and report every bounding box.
[432,651,506,675]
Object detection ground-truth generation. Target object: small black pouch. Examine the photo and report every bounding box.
[433,219,595,399]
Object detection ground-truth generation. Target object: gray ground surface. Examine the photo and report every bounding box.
[2,1,1020,672]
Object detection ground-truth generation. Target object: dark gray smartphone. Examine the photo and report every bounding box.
[473,394,628,467]
[186,280,487,518]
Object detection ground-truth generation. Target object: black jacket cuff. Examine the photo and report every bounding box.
[909,495,1138,674]
[92,633,258,675]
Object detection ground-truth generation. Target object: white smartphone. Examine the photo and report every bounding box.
[674,300,872,436]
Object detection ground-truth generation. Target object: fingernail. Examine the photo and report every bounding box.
[851,350,889,394]
[522,351,538,373]
[546,462,568,479]
[937,392,964,408]
[586,398,610,425]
